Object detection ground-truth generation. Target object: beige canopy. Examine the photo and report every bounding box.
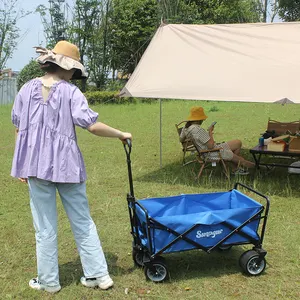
[120,22,300,103]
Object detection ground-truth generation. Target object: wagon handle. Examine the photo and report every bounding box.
[234,182,270,245]
[123,139,134,197]
[234,182,269,207]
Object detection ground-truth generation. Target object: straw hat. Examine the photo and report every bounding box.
[186,107,207,121]
[34,41,88,80]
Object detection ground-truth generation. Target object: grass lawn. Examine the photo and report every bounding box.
[0,100,300,299]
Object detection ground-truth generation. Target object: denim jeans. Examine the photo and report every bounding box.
[28,177,108,286]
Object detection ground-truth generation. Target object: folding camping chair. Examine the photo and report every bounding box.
[192,141,230,180]
[175,121,196,166]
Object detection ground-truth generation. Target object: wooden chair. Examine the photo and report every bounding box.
[192,141,230,180]
[175,121,196,166]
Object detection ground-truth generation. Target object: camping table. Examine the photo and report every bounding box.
[250,145,300,169]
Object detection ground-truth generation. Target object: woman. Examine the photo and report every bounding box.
[11,41,132,293]
[180,107,255,175]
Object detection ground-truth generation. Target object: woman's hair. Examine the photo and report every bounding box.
[186,120,203,128]
[39,62,65,73]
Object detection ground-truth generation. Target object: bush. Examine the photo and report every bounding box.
[84,91,155,105]
[84,91,136,105]
[209,105,220,112]
[105,79,126,91]
[17,60,45,90]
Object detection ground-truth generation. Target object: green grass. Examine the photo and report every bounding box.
[0,101,300,299]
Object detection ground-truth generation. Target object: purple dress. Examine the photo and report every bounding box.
[11,79,98,183]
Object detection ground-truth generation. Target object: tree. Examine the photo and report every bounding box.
[36,0,70,47]
[278,0,300,21]
[182,0,261,24]
[17,60,45,90]
[110,0,158,75]
[158,0,200,24]
[258,0,280,22]
[86,0,113,88]
[0,0,29,70]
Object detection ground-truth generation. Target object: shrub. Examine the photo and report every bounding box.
[209,105,220,112]
[84,90,155,105]
[105,79,126,91]
[17,60,45,90]
[84,91,136,105]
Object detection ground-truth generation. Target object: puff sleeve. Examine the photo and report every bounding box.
[71,87,98,128]
[11,92,23,128]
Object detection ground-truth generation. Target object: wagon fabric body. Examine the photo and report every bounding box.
[135,189,263,255]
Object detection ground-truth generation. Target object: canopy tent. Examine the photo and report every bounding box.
[120,22,300,102]
[120,22,300,166]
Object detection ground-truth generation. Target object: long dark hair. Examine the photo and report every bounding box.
[39,62,64,73]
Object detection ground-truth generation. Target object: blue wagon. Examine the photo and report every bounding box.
[124,142,270,282]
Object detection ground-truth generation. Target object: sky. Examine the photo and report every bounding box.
[6,0,281,72]
[6,0,74,71]
[6,0,48,71]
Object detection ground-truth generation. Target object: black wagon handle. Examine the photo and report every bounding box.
[234,182,270,208]
[123,139,134,198]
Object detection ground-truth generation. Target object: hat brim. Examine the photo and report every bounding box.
[186,116,207,121]
[37,53,88,79]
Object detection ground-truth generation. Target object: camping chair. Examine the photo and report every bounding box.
[175,121,196,166]
[192,141,230,180]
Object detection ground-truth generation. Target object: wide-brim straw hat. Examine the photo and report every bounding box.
[186,106,208,121]
[34,41,88,80]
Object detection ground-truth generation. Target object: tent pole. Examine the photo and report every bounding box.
[159,98,162,168]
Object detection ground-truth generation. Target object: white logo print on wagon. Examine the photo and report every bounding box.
[196,229,223,239]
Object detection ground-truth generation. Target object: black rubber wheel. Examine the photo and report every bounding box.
[132,248,144,267]
[144,259,169,282]
[217,245,232,251]
[239,250,266,276]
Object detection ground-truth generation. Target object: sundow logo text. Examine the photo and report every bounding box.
[196,229,223,238]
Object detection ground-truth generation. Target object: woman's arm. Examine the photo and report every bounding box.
[206,126,215,149]
[87,122,132,141]
[14,128,27,183]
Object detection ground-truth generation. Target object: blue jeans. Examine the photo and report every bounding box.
[28,177,108,286]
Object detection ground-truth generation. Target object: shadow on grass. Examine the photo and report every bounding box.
[163,246,249,281]
[135,150,300,198]
[131,246,260,282]
[59,252,129,287]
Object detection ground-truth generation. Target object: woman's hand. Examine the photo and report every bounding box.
[208,125,214,135]
[18,178,28,183]
[119,132,132,142]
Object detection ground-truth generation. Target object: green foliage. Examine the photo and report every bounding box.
[17,60,45,90]
[278,0,300,21]
[0,0,29,69]
[104,79,126,91]
[208,105,219,112]
[36,0,69,47]
[110,0,159,74]
[84,90,135,104]
[158,0,261,24]
[84,90,154,104]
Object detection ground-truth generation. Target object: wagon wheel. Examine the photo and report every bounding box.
[132,248,144,267]
[144,258,169,283]
[239,250,266,276]
[217,245,232,251]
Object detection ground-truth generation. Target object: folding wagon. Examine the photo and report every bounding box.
[123,141,270,282]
